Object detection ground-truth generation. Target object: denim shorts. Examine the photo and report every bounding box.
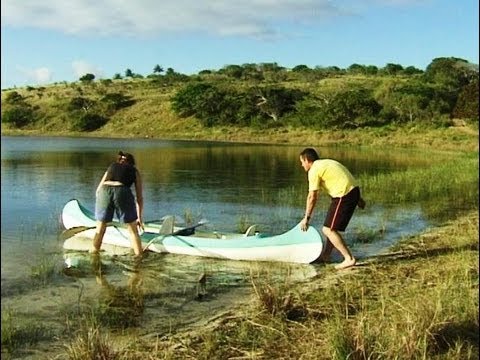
[95,185,137,223]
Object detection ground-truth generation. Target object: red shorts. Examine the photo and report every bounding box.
[324,187,360,231]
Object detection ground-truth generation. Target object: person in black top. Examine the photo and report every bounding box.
[93,151,144,256]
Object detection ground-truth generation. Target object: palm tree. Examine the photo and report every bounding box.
[153,64,164,75]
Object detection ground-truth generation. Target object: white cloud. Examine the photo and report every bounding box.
[1,0,347,38]
[15,66,53,85]
[71,60,104,80]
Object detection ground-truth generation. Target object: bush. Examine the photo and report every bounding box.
[79,73,95,83]
[2,106,35,127]
[72,113,108,131]
[4,91,25,105]
[453,80,479,120]
[68,97,95,112]
[100,93,135,113]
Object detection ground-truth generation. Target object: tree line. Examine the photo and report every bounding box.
[170,57,478,129]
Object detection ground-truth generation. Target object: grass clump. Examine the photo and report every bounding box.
[64,319,116,360]
[29,255,58,286]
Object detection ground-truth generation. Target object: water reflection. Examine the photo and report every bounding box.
[60,250,320,333]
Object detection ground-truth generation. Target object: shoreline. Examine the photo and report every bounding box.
[2,124,479,153]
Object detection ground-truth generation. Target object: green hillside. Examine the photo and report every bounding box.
[2,57,478,151]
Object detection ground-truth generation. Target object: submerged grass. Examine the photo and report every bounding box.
[29,254,58,286]
[1,308,54,355]
[360,152,478,221]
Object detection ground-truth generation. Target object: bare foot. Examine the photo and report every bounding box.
[335,258,356,270]
[358,198,366,209]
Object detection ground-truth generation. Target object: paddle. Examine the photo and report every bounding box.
[60,225,99,241]
[142,219,209,251]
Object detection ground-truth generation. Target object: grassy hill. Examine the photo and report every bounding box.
[1,71,478,152]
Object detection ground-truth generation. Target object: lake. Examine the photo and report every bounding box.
[1,135,431,357]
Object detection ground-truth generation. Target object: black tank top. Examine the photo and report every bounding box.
[105,162,136,187]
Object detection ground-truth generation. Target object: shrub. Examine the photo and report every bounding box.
[100,93,135,113]
[453,80,479,120]
[68,97,95,112]
[2,106,35,127]
[4,91,25,105]
[72,113,108,131]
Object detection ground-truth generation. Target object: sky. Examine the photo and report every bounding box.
[1,0,478,89]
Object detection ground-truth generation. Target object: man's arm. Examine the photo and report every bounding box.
[96,171,108,195]
[134,170,144,228]
[301,190,318,231]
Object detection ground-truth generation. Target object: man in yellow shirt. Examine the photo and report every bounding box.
[299,148,365,270]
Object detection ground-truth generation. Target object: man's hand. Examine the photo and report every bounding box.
[137,219,145,233]
[300,217,309,231]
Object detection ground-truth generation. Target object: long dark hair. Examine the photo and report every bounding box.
[117,151,136,166]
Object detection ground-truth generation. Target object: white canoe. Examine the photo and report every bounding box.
[61,199,324,264]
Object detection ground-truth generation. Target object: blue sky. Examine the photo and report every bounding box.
[1,0,478,89]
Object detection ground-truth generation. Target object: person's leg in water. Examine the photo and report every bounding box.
[126,221,143,257]
[93,186,114,253]
[92,221,107,253]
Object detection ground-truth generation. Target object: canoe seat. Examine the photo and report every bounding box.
[244,225,257,237]
[159,216,175,235]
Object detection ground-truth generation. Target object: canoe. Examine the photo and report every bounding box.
[61,199,324,264]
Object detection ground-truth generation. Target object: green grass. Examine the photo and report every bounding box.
[29,254,58,286]
[2,77,478,153]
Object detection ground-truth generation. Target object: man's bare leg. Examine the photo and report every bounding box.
[319,239,333,262]
[322,227,356,270]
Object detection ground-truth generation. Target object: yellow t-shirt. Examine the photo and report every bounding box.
[308,159,357,198]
